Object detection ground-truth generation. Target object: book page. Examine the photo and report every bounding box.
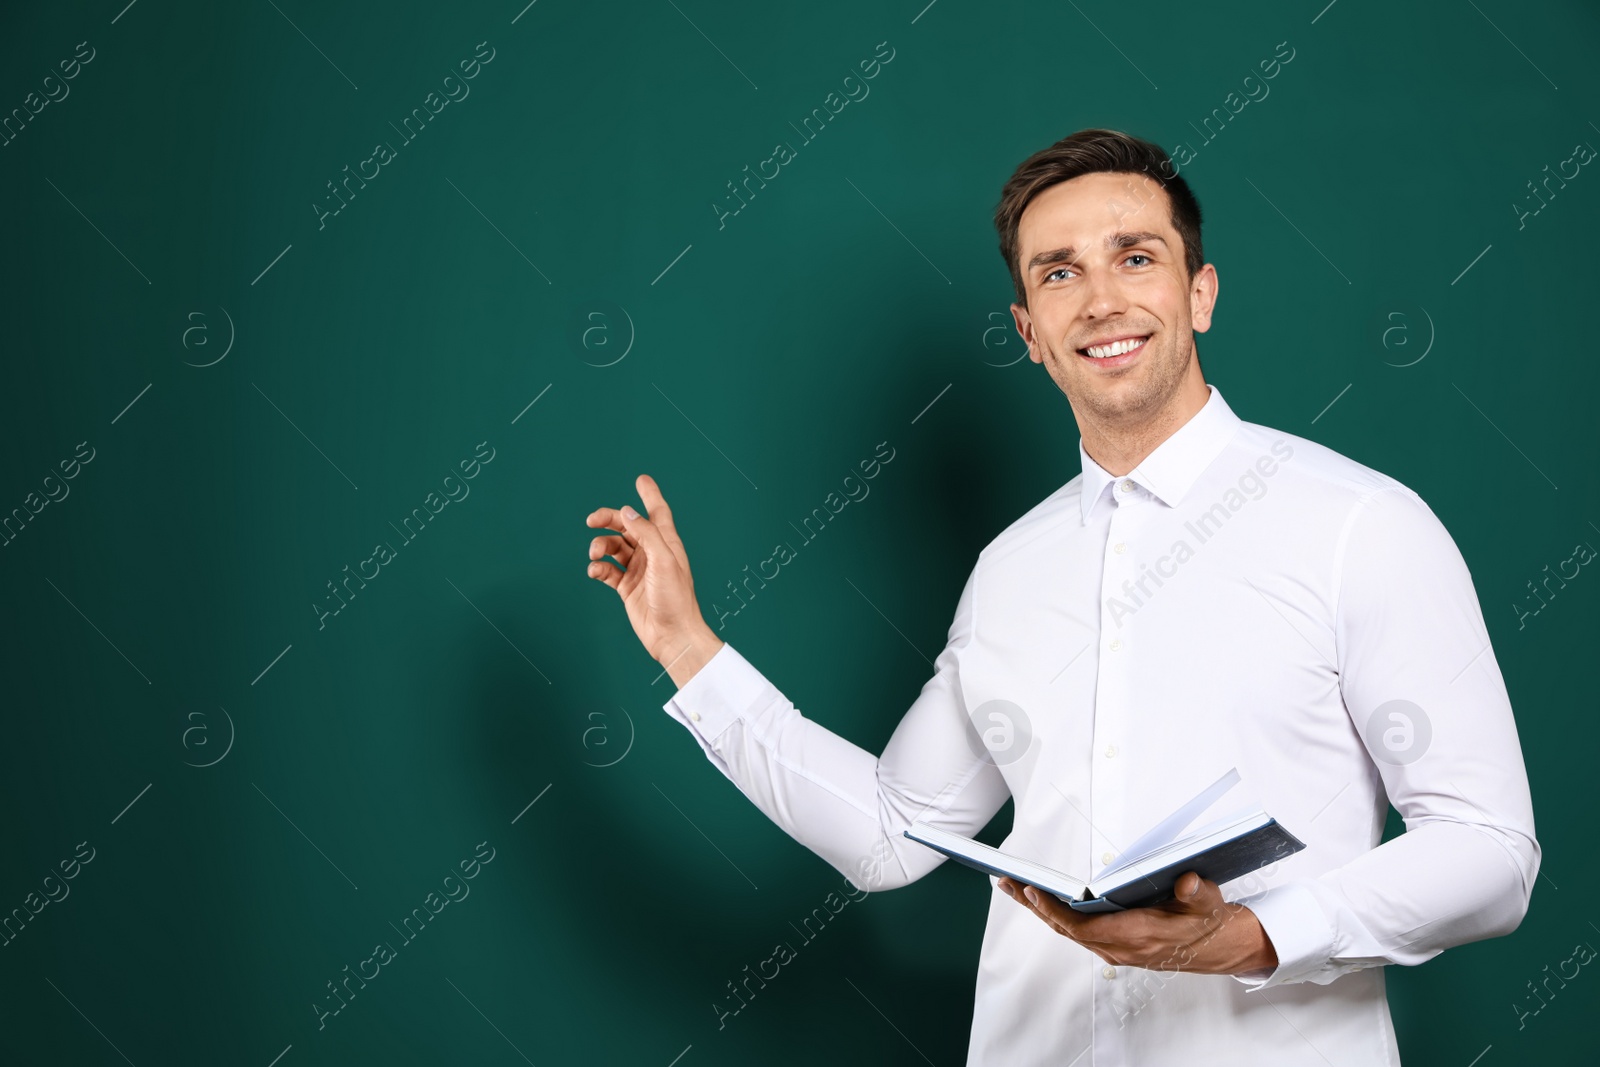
[1096,806,1267,887]
[905,823,1089,902]
[1092,767,1241,882]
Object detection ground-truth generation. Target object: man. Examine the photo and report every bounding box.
[584,129,1539,1065]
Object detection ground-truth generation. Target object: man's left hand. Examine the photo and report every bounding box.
[996,871,1278,976]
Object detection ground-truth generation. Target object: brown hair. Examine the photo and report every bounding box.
[994,129,1204,307]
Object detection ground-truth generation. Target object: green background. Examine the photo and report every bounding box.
[1,0,1595,1063]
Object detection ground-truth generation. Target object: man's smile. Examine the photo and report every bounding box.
[1076,332,1151,366]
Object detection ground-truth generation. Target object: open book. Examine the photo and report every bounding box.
[903,768,1305,912]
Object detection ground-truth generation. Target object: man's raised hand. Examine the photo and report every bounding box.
[585,474,724,687]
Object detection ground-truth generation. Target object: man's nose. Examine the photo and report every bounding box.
[1082,267,1127,319]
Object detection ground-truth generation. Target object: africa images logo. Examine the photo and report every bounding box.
[1363,699,1432,766]
[963,699,1035,768]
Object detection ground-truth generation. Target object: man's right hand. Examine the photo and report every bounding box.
[585,473,725,689]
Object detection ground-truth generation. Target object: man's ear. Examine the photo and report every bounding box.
[1010,302,1042,364]
[1189,263,1219,335]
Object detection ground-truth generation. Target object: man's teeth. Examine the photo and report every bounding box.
[1084,337,1146,359]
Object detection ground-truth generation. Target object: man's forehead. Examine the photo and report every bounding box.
[1019,173,1171,253]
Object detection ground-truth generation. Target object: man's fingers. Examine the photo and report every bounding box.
[585,501,672,558]
[1165,872,1223,918]
[1001,880,1041,921]
[585,507,642,548]
[1021,885,1081,931]
[587,477,686,560]
[583,486,677,597]
[590,535,632,567]
[1001,879,1077,936]
[618,500,675,560]
[634,474,685,550]
[586,557,623,591]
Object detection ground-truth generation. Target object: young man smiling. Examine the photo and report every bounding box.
[585,129,1539,1064]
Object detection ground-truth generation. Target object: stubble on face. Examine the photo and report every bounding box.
[1040,313,1194,431]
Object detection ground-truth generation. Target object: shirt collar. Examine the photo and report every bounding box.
[1078,384,1243,524]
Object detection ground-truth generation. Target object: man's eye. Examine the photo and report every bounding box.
[1125,254,1151,266]
[1045,267,1072,282]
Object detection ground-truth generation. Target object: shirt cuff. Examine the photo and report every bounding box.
[661,642,773,756]
[1228,880,1338,991]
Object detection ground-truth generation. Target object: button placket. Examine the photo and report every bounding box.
[1090,482,1146,1067]
[1092,487,1140,929]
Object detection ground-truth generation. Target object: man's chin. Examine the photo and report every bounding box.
[1068,376,1161,421]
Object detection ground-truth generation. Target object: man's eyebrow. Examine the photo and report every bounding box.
[1026,231,1170,271]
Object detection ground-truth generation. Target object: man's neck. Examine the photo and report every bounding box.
[1077,379,1211,477]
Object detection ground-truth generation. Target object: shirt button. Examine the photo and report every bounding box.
[689,710,702,722]
[1109,638,1122,652]
[1103,966,1117,979]
[1114,542,1127,554]
[1102,851,1115,865]
[1118,480,1134,494]
[1104,745,1117,758]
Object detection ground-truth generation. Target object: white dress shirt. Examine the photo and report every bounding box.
[661,384,1539,1066]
